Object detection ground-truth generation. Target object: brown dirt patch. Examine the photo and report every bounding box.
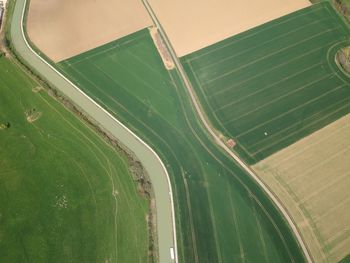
[27,0,152,62]
[148,0,310,57]
[149,27,174,70]
[25,108,42,123]
[226,139,236,148]
[32,86,43,93]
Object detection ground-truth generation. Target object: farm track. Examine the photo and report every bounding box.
[142,0,312,262]
[10,0,177,262]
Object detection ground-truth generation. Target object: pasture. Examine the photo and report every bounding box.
[59,29,306,263]
[253,113,350,263]
[0,57,150,262]
[27,0,152,62]
[182,2,350,164]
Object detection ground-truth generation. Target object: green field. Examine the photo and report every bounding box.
[340,255,350,263]
[0,56,150,262]
[59,29,306,262]
[182,2,350,164]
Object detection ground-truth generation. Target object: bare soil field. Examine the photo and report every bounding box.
[27,0,152,62]
[253,114,350,263]
[148,0,310,57]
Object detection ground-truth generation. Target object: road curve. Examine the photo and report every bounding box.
[142,1,313,262]
[10,0,177,262]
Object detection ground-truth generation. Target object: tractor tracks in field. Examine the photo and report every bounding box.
[141,1,313,262]
[11,0,177,262]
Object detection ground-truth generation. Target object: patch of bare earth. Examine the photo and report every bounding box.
[32,86,43,93]
[148,0,310,57]
[27,0,152,62]
[149,27,174,70]
[253,114,350,263]
[25,108,42,123]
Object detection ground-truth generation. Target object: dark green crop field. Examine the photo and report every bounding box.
[340,254,350,263]
[59,29,305,263]
[182,2,350,164]
[0,57,150,263]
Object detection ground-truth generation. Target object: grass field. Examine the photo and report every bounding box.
[0,56,150,263]
[254,113,350,263]
[340,255,350,263]
[181,2,350,164]
[58,29,306,263]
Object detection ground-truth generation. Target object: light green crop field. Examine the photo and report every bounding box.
[59,29,306,262]
[253,113,350,263]
[182,2,350,164]
[0,56,150,263]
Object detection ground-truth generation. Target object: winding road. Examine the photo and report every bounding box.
[10,0,313,261]
[10,0,177,262]
[142,0,312,262]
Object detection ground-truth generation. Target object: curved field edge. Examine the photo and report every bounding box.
[9,0,176,262]
[181,2,350,165]
[1,2,154,262]
[340,255,350,263]
[180,2,350,262]
[57,28,306,262]
[0,56,150,262]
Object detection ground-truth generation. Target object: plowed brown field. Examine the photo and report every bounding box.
[148,0,310,56]
[27,0,152,62]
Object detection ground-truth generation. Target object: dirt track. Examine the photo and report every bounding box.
[148,0,310,57]
[27,0,152,62]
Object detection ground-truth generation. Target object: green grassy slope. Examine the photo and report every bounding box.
[0,57,150,263]
[182,2,350,164]
[340,255,350,263]
[59,29,305,263]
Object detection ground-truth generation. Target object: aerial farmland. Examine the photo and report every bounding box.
[254,114,350,262]
[2,0,350,262]
[27,0,152,61]
[182,3,350,164]
[148,0,310,56]
[58,28,304,263]
[181,1,350,262]
[0,56,151,262]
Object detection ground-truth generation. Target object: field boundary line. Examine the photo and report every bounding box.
[187,60,232,137]
[203,27,339,86]
[235,84,345,139]
[208,44,329,96]
[246,98,349,156]
[16,0,178,262]
[267,111,350,165]
[64,34,146,66]
[223,74,333,126]
[246,94,350,157]
[142,0,313,262]
[186,5,324,63]
[318,195,350,221]
[326,225,350,246]
[214,62,323,113]
[197,18,330,73]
